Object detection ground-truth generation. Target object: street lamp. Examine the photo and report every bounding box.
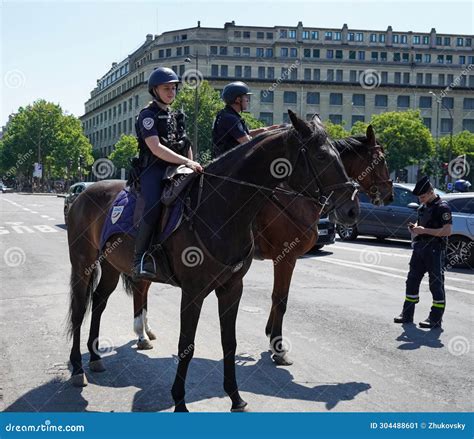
[184,54,199,158]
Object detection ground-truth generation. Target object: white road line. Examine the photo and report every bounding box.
[40,215,49,218]
[326,257,473,285]
[317,257,473,295]
[334,244,410,258]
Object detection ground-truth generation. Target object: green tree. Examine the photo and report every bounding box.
[350,120,369,136]
[109,134,139,175]
[0,100,93,182]
[439,130,474,162]
[369,110,434,172]
[323,120,349,139]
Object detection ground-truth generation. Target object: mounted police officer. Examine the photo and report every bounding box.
[394,176,452,328]
[133,67,203,279]
[211,81,281,158]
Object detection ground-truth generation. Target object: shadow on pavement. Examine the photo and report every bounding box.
[396,324,444,350]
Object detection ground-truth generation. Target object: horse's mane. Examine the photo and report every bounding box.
[331,136,369,154]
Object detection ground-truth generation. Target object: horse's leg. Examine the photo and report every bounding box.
[171,292,204,412]
[216,278,247,412]
[268,257,297,366]
[131,279,154,350]
[68,262,96,387]
[87,260,120,372]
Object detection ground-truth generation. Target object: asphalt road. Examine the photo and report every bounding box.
[1,193,472,413]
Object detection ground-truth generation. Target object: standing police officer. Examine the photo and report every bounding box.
[211,81,281,158]
[133,67,203,279]
[394,176,452,328]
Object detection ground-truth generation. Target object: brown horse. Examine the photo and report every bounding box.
[258,126,393,365]
[65,110,359,412]
[128,126,392,365]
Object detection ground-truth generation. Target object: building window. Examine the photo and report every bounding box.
[327,69,334,82]
[329,114,343,124]
[280,47,289,57]
[394,72,401,84]
[267,32,274,39]
[423,118,431,129]
[335,50,343,59]
[375,95,388,107]
[379,34,386,43]
[335,32,341,41]
[397,95,410,108]
[307,92,320,105]
[266,48,273,57]
[442,97,454,109]
[242,47,250,56]
[441,118,453,133]
[352,115,365,125]
[257,31,264,39]
[425,73,432,85]
[419,96,432,108]
[158,49,164,58]
[211,65,218,76]
[462,119,474,132]
[325,31,333,40]
[349,50,356,60]
[313,69,320,81]
[243,31,250,39]
[459,55,466,64]
[352,94,365,106]
[260,112,273,125]
[243,66,251,78]
[267,67,275,79]
[176,47,182,56]
[210,46,218,55]
[166,48,171,57]
[302,31,310,39]
[358,51,365,60]
[219,46,228,55]
[413,35,421,44]
[256,47,264,57]
[463,98,474,109]
[330,93,343,105]
[304,68,311,81]
[313,49,320,58]
[279,29,288,38]
[403,72,410,84]
[327,49,334,59]
[348,32,355,41]
[356,32,364,42]
[234,47,241,56]
[220,65,228,77]
[258,66,265,79]
[438,74,445,86]
[371,52,378,61]
[349,70,357,82]
[283,91,297,104]
[437,54,444,63]
[336,69,343,81]
[290,48,297,57]
[235,66,242,77]
[289,30,296,39]
[370,33,377,43]
[416,73,423,85]
[234,31,241,38]
[260,91,274,103]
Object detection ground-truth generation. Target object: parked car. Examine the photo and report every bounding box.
[63,182,95,225]
[313,216,336,250]
[337,183,473,267]
[0,182,13,193]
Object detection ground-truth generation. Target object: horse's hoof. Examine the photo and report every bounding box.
[174,404,189,413]
[137,339,153,350]
[271,353,293,366]
[146,330,157,341]
[71,373,88,387]
[231,400,248,412]
[89,359,106,372]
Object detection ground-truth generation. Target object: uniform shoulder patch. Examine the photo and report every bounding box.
[442,211,451,221]
[142,117,154,130]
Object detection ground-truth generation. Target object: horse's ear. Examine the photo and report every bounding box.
[288,109,312,138]
[366,125,376,146]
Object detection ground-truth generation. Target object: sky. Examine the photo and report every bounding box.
[1,0,473,125]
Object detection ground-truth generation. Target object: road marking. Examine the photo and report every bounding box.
[334,244,410,258]
[316,257,473,295]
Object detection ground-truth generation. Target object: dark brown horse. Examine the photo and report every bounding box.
[66,111,359,412]
[126,126,392,367]
[258,126,393,365]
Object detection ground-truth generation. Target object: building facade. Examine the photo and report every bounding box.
[81,21,474,156]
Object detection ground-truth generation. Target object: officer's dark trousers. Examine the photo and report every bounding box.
[403,241,446,323]
[140,161,167,227]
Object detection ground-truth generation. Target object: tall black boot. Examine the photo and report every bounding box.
[132,222,156,280]
[394,300,416,323]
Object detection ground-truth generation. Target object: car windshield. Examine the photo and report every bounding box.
[447,197,474,214]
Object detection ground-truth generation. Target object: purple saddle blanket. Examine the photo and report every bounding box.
[99,187,183,250]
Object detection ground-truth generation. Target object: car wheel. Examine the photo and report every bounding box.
[64,206,68,226]
[337,224,358,241]
[446,236,473,268]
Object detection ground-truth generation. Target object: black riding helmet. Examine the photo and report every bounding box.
[221,81,253,105]
[148,67,180,98]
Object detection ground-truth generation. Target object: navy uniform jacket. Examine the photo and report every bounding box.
[212,105,250,158]
[415,195,452,244]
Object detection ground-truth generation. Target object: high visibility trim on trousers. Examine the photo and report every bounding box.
[405,296,419,303]
[406,295,420,299]
[432,302,445,309]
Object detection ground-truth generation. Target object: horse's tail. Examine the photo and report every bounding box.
[121,273,135,297]
[66,262,102,340]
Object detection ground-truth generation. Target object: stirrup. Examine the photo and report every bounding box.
[140,252,157,275]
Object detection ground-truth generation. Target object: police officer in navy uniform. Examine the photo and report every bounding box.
[394,176,452,328]
[134,67,203,279]
[211,81,281,158]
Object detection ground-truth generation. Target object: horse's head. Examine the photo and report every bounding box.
[285,110,360,226]
[335,126,393,206]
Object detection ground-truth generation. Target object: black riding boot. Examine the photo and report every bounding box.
[132,222,156,280]
[394,300,416,323]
